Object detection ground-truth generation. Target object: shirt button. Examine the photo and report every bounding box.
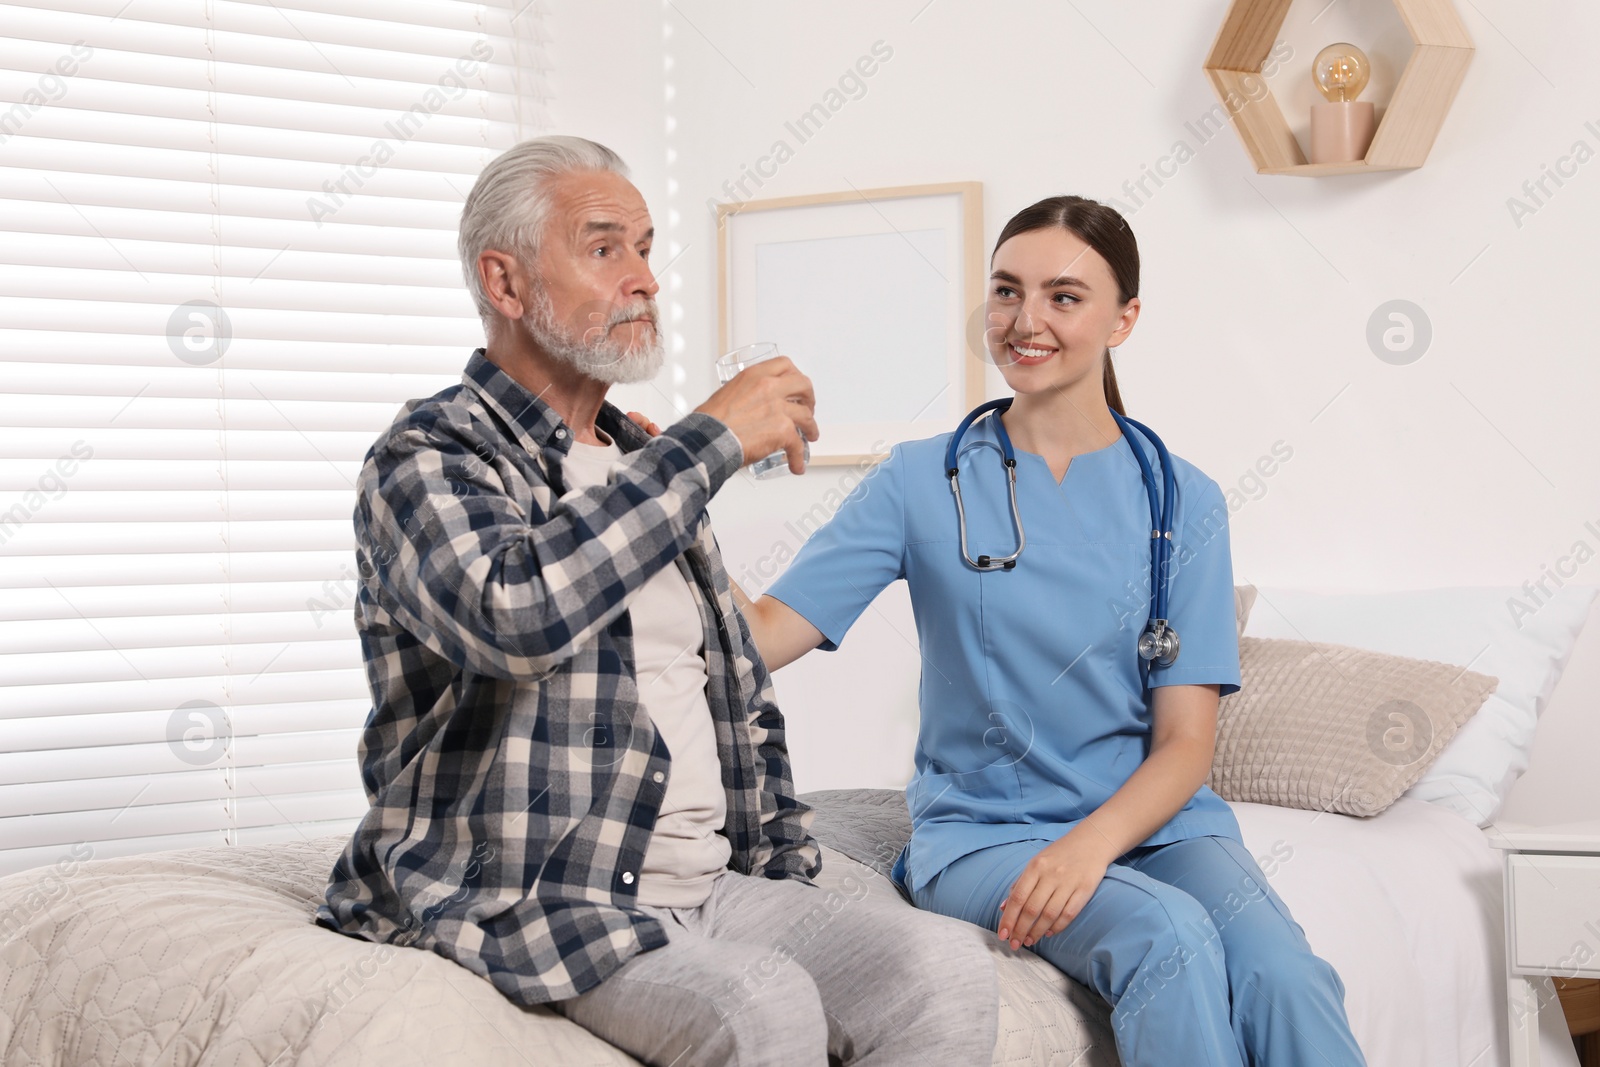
[621,871,635,884]
[652,771,665,783]
[554,428,567,439]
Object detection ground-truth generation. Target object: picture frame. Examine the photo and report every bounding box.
[715,181,986,466]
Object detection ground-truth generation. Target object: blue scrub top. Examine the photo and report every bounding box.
[765,411,1245,896]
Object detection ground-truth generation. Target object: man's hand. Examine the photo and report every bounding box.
[996,828,1117,950]
[694,356,818,475]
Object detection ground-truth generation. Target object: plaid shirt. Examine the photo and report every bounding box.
[316,348,821,1006]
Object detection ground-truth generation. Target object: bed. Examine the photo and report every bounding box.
[0,786,1582,1066]
[6,583,1595,1064]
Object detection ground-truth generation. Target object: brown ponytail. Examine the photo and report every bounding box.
[1102,349,1125,416]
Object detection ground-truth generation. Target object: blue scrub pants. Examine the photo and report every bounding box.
[910,834,1367,1067]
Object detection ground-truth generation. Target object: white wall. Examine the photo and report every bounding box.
[549,1,1600,802]
[539,2,668,231]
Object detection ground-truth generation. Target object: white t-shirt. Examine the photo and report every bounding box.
[559,430,731,908]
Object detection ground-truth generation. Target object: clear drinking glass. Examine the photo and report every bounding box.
[714,342,810,479]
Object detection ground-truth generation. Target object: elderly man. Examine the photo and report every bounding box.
[316,135,998,1066]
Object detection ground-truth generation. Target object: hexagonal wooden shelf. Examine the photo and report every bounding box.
[1203,0,1474,175]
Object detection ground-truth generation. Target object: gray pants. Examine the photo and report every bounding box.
[549,867,1000,1066]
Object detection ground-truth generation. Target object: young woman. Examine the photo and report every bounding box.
[731,197,1368,1067]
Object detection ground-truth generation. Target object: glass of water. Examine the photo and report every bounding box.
[714,342,810,479]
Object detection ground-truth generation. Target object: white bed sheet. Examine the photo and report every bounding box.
[1232,796,1580,1067]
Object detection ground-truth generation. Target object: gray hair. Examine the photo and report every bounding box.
[457,135,631,327]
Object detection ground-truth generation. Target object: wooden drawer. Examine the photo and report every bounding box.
[1508,854,1600,977]
[1556,977,1600,1036]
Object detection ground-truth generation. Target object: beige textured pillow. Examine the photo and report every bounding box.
[1205,636,1499,817]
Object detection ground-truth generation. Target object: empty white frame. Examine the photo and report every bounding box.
[716,182,985,465]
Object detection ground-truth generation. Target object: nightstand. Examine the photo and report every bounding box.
[1486,821,1600,1067]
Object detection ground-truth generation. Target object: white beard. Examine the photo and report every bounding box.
[521,288,666,385]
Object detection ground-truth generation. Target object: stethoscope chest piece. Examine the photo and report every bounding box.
[1138,618,1180,667]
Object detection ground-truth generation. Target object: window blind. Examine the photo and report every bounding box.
[0,0,546,875]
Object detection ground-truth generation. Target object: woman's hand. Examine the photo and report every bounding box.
[996,828,1117,950]
[992,693,1217,953]
[626,411,663,436]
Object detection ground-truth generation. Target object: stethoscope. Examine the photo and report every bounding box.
[943,397,1181,668]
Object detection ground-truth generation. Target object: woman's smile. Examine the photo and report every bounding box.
[1006,339,1058,365]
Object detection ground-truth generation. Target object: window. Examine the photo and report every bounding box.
[0,0,543,874]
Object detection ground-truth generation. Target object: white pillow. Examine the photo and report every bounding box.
[1240,584,1597,827]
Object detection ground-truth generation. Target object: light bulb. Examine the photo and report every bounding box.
[1313,43,1370,103]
